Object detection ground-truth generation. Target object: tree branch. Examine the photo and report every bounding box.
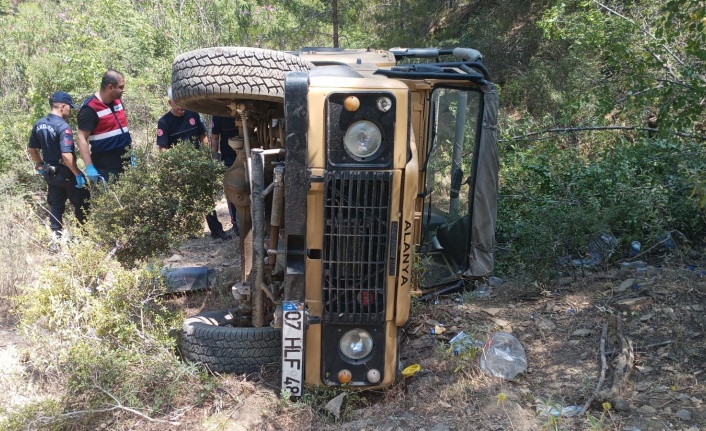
[502,125,706,142]
[608,316,634,398]
[95,385,181,426]
[581,323,607,415]
[655,78,697,91]
[593,2,685,69]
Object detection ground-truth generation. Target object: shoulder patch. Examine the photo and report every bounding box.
[189,118,196,126]
[157,128,164,137]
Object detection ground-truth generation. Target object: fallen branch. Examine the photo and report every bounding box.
[617,230,688,263]
[47,406,119,420]
[581,323,608,415]
[605,339,672,355]
[593,0,702,84]
[95,386,181,426]
[502,126,706,142]
[40,402,179,428]
[608,316,634,398]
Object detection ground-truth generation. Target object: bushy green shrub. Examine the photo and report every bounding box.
[2,140,226,428]
[497,135,706,278]
[84,142,224,267]
[8,237,215,429]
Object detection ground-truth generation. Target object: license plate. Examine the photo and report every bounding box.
[281,301,305,396]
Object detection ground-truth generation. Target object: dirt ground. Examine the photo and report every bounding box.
[1,201,704,430]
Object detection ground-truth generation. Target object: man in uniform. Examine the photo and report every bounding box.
[210,115,239,236]
[157,87,231,240]
[210,116,238,167]
[76,69,132,182]
[28,91,89,238]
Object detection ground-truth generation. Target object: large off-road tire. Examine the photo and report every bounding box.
[171,47,314,117]
[180,309,281,374]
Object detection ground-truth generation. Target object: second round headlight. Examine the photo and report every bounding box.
[343,120,382,159]
[339,329,374,360]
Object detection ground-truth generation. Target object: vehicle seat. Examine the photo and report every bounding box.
[422,206,447,231]
[436,214,470,269]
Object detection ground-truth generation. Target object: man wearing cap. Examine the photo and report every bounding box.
[76,69,132,182]
[157,87,231,240]
[28,91,89,238]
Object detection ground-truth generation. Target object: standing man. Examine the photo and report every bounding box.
[76,69,132,182]
[210,116,238,167]
[28,91,89,238]
[210,115,239,236]
[157,87,231,240]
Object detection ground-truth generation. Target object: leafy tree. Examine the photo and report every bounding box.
[538,0,706,137]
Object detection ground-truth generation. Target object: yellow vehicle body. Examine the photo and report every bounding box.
[173,46,499,393]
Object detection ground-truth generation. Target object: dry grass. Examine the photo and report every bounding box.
[2,182,705,430]
[0,175,67,426]
[0,176,49,314]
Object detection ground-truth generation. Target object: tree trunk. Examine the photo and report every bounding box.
[332,0,339,47]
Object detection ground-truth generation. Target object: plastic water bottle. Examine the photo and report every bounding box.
[480,332,527,380]
[629,240,641,257]
[449,331,483,356]
[472,284,491,298]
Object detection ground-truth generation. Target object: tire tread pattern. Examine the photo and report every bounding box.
[180,309,281,374]
[171,47,314,116]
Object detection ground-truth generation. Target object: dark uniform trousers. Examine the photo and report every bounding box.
[205,211,225,236]
[44,164,90,233]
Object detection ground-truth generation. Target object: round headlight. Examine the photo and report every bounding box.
[343,120,382,159]
[339,329,374,360]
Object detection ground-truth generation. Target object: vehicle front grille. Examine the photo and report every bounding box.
[322,171,391,323]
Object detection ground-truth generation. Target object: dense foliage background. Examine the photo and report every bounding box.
[0,0,705,428]
[1,0,703,266]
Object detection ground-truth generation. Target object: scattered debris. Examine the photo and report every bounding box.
[614,399,631,411]
[488,276,503,286]
[481,307,502,317]
[162,266,213,292]
[614,297,653,312]
[618,278,635,292]
[472,284,491,298]
[621,261,648,270]
[570,328,592,337]
[536,402,582,417]
[432,324,446,335]
[536,317,556,331]
[638,405,657,414]
[401,364,421,378]
[635,365,654,374]
[559,233,618,268]
[490,317,511,329]
[479,332,527,380]
[449,331,483,356]
[165,253,183,262]
[325,392,347,420]
[639,313,655,322]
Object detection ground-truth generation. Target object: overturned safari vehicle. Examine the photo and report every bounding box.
[173,46,499,394]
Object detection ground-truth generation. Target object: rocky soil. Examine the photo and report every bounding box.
[158,209,706,431]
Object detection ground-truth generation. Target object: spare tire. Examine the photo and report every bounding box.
[180,309,281,374]
[171,47,314,117]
